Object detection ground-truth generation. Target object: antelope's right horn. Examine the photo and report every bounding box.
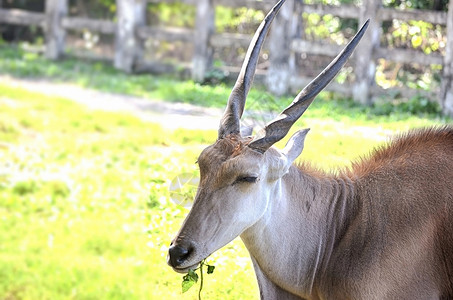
[248,19,370,153]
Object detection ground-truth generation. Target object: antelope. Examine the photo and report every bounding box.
[167,0,453,298]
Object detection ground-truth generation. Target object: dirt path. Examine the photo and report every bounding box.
[1,75,394,142]
[1,75,223,130]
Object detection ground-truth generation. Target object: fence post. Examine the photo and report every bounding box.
[353,0,381,105]
[266,0,295,96]
[115,0,146,73]
[192,0,214,82]
[441,0,453,116]
[45,0,67,59]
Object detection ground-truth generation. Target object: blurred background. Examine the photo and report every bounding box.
[0,0,452,299]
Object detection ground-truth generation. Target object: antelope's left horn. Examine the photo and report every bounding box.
[218,0,287,139]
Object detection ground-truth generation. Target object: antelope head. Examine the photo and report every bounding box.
[168,0,369,273]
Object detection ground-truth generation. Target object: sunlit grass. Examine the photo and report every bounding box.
[0,84,235,299]
[0,78,448,299]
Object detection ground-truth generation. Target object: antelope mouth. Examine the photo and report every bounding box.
[172,261,201,274]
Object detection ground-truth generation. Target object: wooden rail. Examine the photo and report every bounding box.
[61,17,116,35]
[0,0,452,115]
[0,8,45,26]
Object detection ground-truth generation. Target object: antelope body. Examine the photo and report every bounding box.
[168,1,453,299]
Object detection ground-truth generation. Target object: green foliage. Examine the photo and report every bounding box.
[304,13,344,42]
[207,265,215,274]
[203,68,228,85]
[215,7,264,33]
[372,95,442,116]
[304,0,358,5]
[148,3,195,28]
[384,19,446,55]
[383,0,449,11]
[181,260,216,300]
[182,269,199,293]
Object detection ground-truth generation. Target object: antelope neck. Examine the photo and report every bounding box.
[240,165,360,298]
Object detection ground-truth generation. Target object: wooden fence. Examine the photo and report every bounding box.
[1,0,453,116]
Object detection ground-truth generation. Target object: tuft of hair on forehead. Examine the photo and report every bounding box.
[215,134,253,158]
[198,134,253,172]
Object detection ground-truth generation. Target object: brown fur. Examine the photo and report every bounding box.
[347,126,453,178]
[296,126,453,181]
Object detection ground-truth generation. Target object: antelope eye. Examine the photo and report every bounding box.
[234,176,258,184]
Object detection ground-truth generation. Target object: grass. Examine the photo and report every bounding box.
[0,83,447,300]
[0,43,446,119]
[0,43,451,299]
[0,83,261,300]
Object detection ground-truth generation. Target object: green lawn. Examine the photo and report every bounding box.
[0,44,450,299]
[0,83,259,299]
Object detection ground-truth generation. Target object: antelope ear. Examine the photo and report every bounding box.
[282,128,310,164]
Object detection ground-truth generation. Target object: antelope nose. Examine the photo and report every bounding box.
[168,243,192,268]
